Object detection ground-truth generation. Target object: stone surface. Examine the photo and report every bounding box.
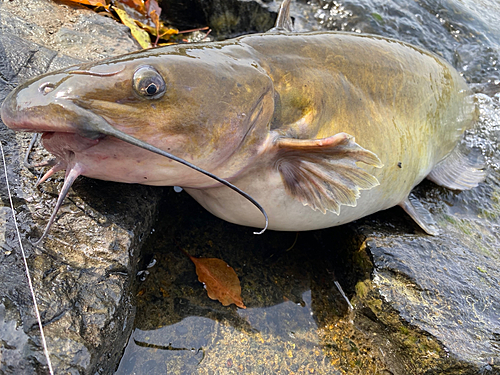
[0,0,140,61]
[158,0,277,39]
[0,2,162,374]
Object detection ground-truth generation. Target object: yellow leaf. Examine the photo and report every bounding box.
[113,6,151,49]
[159,27,179,37]
[135,20,178,38]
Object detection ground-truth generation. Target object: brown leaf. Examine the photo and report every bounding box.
[149,9,160,45]
[145,0,162,19]
[65,0,109,7]
[119,0,146,14]
[187,253,246,309]
[145,0,161,45]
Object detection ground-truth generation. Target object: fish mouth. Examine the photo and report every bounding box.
[3,98,110,168]
[3,98,270,244]
[0,88,107,167]
[0,77,109,139]
[41,131,103,162]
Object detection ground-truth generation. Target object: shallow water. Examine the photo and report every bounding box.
[116,192,365,374]
[116,0,500,371]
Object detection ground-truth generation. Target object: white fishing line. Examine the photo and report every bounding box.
[0,140,54,375]
[334,280,354,311]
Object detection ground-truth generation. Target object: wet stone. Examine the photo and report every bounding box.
[158,0,281,39]
[0,0,140,61]
[0,1,162,374]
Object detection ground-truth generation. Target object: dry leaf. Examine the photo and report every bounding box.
[187,253,246,309]
[119,0,146,13]
[145,0,162,19]
[148,9,160,45]
[113,6,152,49]
[66,0,109,7]
[138,22,178,38]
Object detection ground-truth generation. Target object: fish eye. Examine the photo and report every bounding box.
[132,65,166,99]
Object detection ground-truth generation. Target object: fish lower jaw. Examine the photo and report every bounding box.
[42,131,101,158]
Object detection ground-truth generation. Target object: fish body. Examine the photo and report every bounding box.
[183,32,479,230]
[0,9,484,235]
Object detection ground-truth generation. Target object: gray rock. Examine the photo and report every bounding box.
[0,2,162,374]
[0,0,140,61]
[158,0,277,39]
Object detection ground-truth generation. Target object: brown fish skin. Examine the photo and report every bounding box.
[0,30,482,233]
[1,49,275,187]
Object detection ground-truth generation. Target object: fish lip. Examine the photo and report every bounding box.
[41,131,102,161]
[1,79,111,139]
[0,88,22,129]
[38,102,109,158]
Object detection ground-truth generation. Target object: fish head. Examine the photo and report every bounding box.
[1,45,276,187]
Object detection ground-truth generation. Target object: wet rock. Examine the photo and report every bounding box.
[0,0,140,61]
[158,0,277,39]
[0,1,162,374]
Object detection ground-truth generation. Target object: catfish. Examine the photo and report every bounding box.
[0,0,485,242]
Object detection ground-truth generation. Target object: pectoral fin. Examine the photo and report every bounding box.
[427,144,486,190]
[274,133,383,214]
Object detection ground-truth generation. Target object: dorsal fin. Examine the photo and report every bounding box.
[268,0,294,33]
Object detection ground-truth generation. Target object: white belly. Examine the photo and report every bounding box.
[184,168,410,231]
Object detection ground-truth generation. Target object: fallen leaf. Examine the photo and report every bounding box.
[186,252,246,309]
[65,0,109,7]
[113,6,152,49]
[119,0,146,14]
[148,9,160,45]
[138,22,178,39]
[145,0,162,19]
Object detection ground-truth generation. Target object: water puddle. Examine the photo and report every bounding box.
[116,191,372,373]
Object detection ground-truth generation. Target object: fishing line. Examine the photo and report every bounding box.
[0,140,54,375]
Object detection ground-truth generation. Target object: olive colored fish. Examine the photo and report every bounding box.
[0,0,485,241]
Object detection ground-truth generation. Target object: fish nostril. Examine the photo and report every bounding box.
[39,82,56,95]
